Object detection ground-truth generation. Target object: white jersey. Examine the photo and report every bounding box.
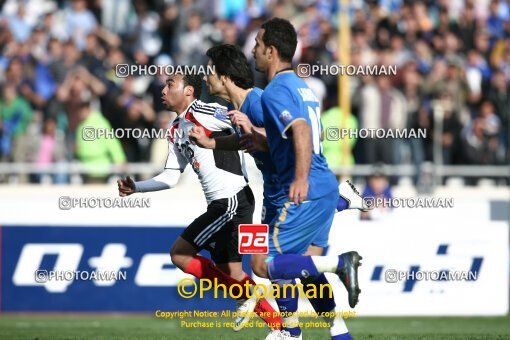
[165,99,247,204]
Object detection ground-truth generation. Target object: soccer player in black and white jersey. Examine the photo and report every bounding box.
[117,73,282,331]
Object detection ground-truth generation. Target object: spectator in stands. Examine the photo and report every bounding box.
[0,0,508,184]
[75,100,126,184]
[0,83,33,161]
[100,0,132,35]
[360,166,393,221]
[7,5,32,43]
[321,106,358,174]
[177,11,214,66]
[357,75,406,165]
[439,93,464,165]
[114,76,155,162]
[65,0,97,50]
[126,0,161,59]
[463,100,502,165]
[425,57,470,116]
[27,115,67,183]
[488,70,510,161]
[56,66,106,138]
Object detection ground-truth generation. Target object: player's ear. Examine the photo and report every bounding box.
[267,45,275,61]
[220,75,227,86]
[184,84,193,97]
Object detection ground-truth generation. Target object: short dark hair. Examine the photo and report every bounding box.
[206,44,254,89]
[261,18,297,63]
[182,74,202,98]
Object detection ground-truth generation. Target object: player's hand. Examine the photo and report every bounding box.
[289,178,308,204]
[189,126,215,149]
[117,176,136,197]
[240,127,268,152]
[228,110,253,133]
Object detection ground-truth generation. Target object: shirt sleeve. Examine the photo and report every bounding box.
[246,95,265,127]
[135,141,185,193]
[134,169,181,192]
[165,141,188,171]
[261,85,306,139]
[188,103,233,133]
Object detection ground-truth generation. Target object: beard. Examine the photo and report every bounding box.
[254,59,266,73]
[162,99,174,111]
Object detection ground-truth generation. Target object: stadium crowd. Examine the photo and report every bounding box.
[0,0,508,183]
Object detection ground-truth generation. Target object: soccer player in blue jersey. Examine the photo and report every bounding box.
[191,43,362,340]
[246,18,361,340]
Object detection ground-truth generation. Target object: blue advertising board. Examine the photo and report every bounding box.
[1,226,252,311]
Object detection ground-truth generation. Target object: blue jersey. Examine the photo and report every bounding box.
[261,72,337,201]
[232,88,287,215]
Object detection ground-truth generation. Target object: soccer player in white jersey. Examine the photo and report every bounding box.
[117,73,282,331]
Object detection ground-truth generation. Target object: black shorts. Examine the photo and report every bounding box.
[181,185,255,264]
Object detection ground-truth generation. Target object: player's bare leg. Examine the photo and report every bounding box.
[251,253,270,278]
[171,237,282,332]
[170,237,197,270]
[170,237,250,292]
[216,262,245,281]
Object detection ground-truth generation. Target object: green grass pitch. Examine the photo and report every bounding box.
[0,315,509,339]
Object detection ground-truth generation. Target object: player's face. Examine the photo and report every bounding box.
[203,60,225,96]
[252,29,269,72]
[161,75,186,111]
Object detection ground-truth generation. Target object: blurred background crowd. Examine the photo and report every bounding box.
[0,0,508,185]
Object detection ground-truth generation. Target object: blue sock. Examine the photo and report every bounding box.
[268,255,319,280]
[303,274,336,313]
[303,274,351,339]
[272,279,300,334]
[337,196,349,211]
[272,279,298,313]
[285,327,302,337]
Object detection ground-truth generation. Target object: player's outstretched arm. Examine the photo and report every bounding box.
[117,140,184,196]
[288,120,311,204]
[117,169,181,196]
[189,126,241,150]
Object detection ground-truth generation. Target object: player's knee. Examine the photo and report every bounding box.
[170,238,196,270]
[251,257,268,278]
[170,245,189,270]
[169,250,185,270]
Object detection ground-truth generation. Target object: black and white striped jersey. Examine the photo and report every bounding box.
[165,99,248,204]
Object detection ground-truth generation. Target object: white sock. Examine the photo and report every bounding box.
[324,309,349,336]
[311,256,339,273]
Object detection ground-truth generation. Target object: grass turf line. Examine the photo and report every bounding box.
[0,315,509,339]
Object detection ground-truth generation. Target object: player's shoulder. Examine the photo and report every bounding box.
[190,99,227,116]
[261,82,291,101]
[250,87,264,98]
[187,99,231,131]
[261,80,300,110]
[245,87,263,107]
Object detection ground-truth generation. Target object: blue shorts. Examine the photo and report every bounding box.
[268,190,337,257]
[262,204,280,225]
[262,196,287,225]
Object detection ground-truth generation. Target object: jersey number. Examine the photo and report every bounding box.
[308,106,323,155]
